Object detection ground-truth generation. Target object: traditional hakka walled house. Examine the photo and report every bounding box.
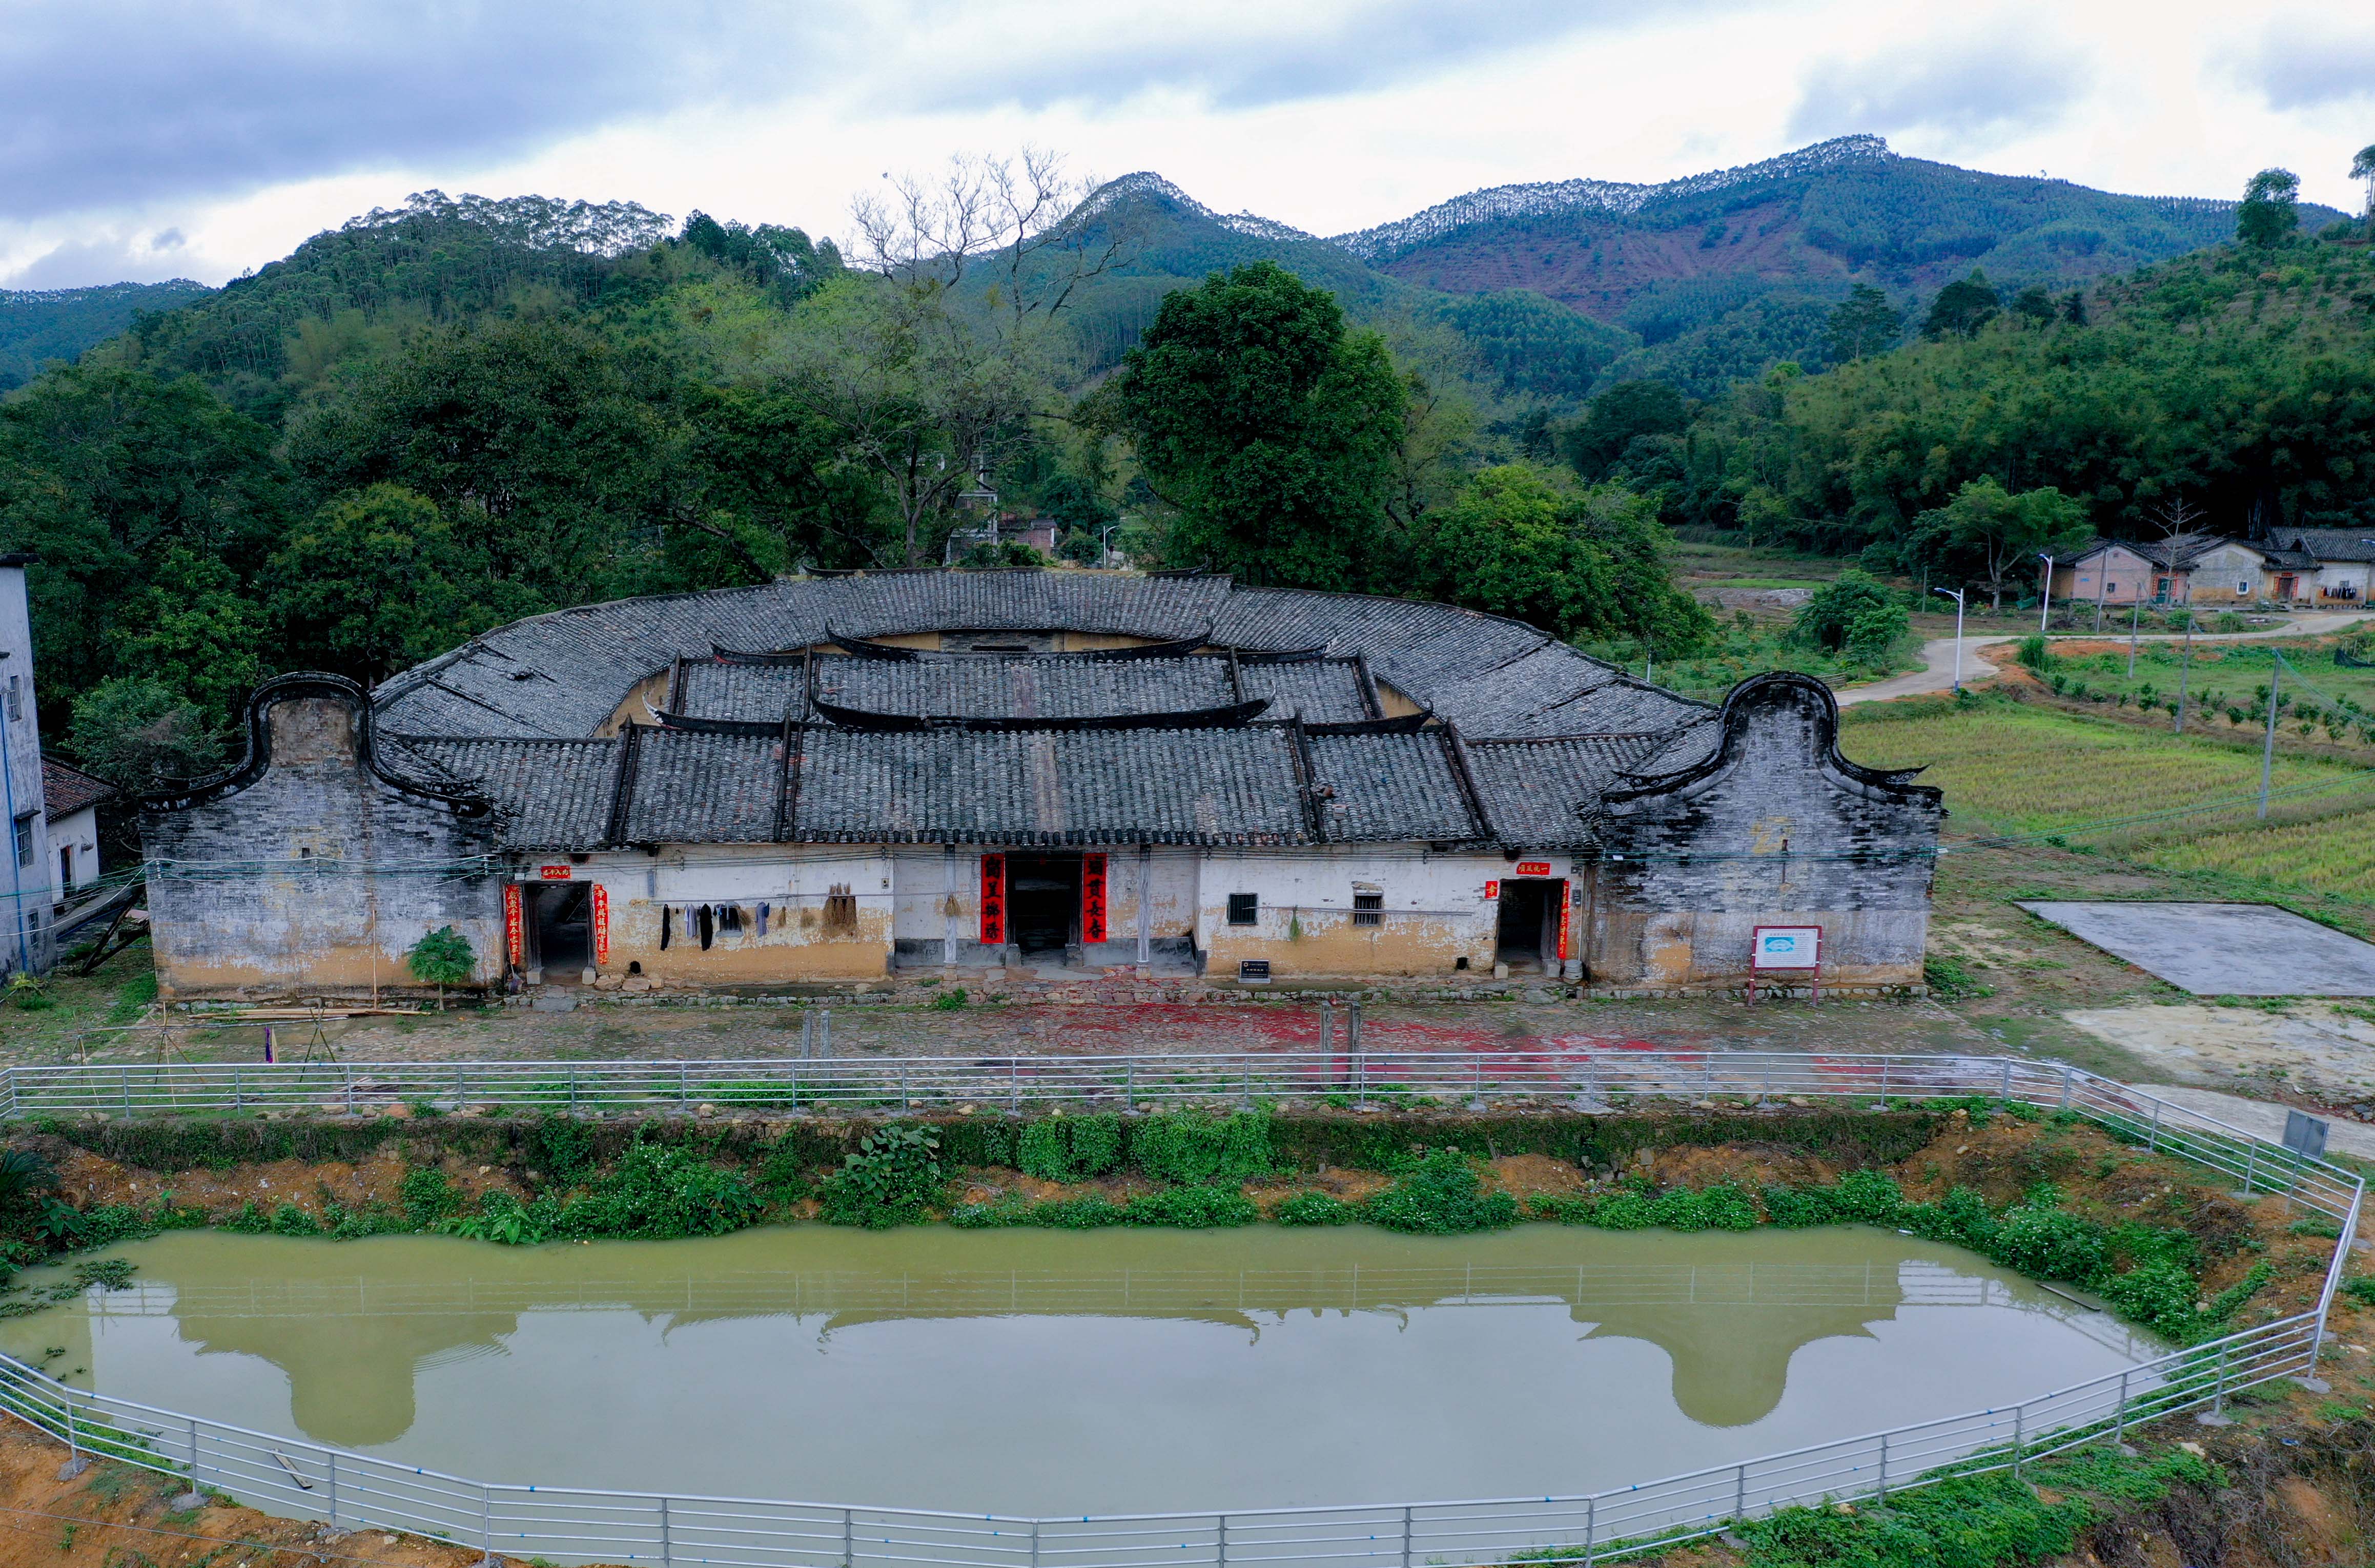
[139,571,1943,998]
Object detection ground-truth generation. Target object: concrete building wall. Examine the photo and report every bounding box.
[0,559,54,977]
[141,682,501,1000]
[560,844,896,984]
[1194,849,1504,979]
[1588,674,1941,992]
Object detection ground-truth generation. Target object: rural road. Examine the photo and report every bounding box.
[1835,610,2375,707]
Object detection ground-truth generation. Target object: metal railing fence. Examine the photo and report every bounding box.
[0,1053,2358,1568]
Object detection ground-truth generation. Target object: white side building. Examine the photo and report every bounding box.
[0,554,55,978]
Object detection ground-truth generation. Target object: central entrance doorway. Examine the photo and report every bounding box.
[1006,854,1083,956]
[1495,879,1565,974]
[523,883,592,981]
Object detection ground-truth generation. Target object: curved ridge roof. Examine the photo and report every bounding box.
[374,570,1709,743]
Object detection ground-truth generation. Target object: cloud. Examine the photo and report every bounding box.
[3,232,206,289]
[0,2,823,223]
[1787,30,2087,147]
[2238,18,2375,110]
[907,0,1728,113]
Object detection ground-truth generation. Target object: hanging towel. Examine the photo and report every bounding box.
[698,904,715,950]
[660,905,671,950]
[757,902,770,936]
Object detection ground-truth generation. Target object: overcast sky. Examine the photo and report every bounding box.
[5,0,2373,290]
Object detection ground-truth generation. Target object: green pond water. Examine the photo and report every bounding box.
[0,1225,2157,1515]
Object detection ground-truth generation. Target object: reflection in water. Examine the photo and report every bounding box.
[0,1226,2157,1515]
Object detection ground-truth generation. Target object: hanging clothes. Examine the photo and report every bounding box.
[756,902,770,937]
[698,904,715,950]
[721,905,744,935]
[660,905,671,950]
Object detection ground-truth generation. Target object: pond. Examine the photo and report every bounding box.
[0,1225,2159,1515]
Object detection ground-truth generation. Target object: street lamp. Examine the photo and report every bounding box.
[1933,587,1968,693]
[1098,523,1119,569]
[2037,552,2056,633]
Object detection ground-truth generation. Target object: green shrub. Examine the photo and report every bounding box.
[1016,1113,1126,1181]
[1363,1150,1519,1234]
[927,987,969,1011]
[2341,1275,2375,1308]
[1759,1185,1836,1227]
[1276,1191,1360,1226]
[818,1126,945,1229]
[1071,1114,1124,1176]
[1828,1169,1905,1224]
[560,1141,761,1239]
[1124,1187,1260,1228]
[399,1167,457,1225]
[1991,1205,2106,1282]
[1649,1182,1759,1231]
[1586,1187,1659,1229]
[444,1190,553,1246]
[1130,1111,1273,1185]
[755,1138,810,1205]
[265,1203,320,1237]
[529,1117,596,1186]
[1016,1120,1073,1181]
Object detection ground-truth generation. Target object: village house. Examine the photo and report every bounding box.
[40,759,111,906]
[2046,531,2362,611]
[139,571,1943,999]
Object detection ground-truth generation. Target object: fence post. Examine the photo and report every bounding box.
[900,1068,910,1112]
[2206,1339,2233,1421]
[2058,1066,2073,1110]
[1216,1514,1227,1568]
[1126,1062,1136,1113]
[1011,1057,1021,1113]
[1999,1059,2012,1101]
[2242,1141,2258,1195]
[661,1496,672,1567]
[2113,1370,2130,1449]
[120,1065,131,1116]
[1401,1504,1414,1568]
[1877,1432,1888,1504]
[480,1484,493,1567]
[326,1451,338,1525]
[843,1508,854,1568]
[679,1063,689,1114]
[1734,1463,1746,1522]
[5,1066,16,1121]
[2012,1404,2023,1479]
[569,1066,579,1116]
[1241,1062,1252,1110]
[232,1068,243,1112]
[2146,1101,2162,1152]
[1583,1499,1596,1568]
[1030,1520,1041,1568]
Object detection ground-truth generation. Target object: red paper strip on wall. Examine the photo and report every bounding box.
[979,854,1007,945]
[503,883,524,967]
[591,884,609,966]
[1081,853,1108,944]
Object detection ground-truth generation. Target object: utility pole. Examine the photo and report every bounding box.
[1933,587,1968,693]
[2174,578,2197,734]
[2093,550,2109,634]
[2037,552,2056,633]
[2128,596,2141,678]
[2260,656,2282,819]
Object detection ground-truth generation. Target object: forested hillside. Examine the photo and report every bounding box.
[1573,236,2375,590]
[1338,136,2352,396]
[0,280,212,391]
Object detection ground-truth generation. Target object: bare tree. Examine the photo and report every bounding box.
[2146,493,2206,540]
[779,150,1142,565]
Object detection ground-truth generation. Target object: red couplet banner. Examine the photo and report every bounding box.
[590,884,610,965]
[1081,853,1109,943]
[503,883,524,966]
[979,854,1007,945]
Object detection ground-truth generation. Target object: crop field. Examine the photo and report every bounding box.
[2023,636,2375,745]
[1841,702,2375,903]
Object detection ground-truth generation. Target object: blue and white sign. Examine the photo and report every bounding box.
[1751,925,1822,971]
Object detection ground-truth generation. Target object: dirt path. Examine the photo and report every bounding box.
[1835,610,2375,707]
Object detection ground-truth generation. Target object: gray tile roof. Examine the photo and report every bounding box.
[1463,735,1670,847]
[397,738,620,850]
[373,570,1712,756]
[812,655,1238,720]
[786,727,1309,845]
[1303,732,1482,842]
[2282,530,2375,564]
[677,662,808,723]
[625,729,784,843]
[1237,657,1376,723]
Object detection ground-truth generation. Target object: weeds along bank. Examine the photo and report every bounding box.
[0,1100,2337,1348]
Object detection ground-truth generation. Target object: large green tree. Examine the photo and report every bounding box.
[0,365,288,720]
[1909,478,2094,610]
[266,485,480,683]
[1409,464,1713,649]
[2237,168,2301,248]
[1115,261,1407,588]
